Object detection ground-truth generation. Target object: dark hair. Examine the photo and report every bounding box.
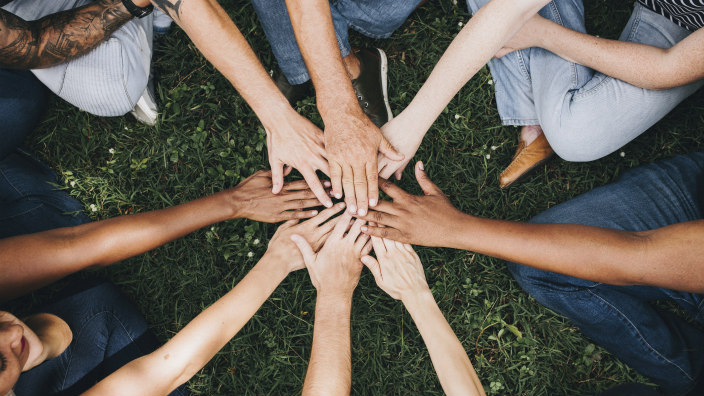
[0,351,6,373]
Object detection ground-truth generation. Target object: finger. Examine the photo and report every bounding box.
[306,201,346,227]
[342,166,357,215]
[332,211,353,239]
[287,198,324,211]
[378,178,408,201]
[394,168,402,181]
[363,226,405,242]
[370,235,387,255]
[352,166,368,216]
[330,162,343,200]
[361,239,373,256]
[280,219,300,229]
[346,218,366,241]
[414,161,443,196]
[355,231,370,251]
[366,162,379,209]
[315,157,331,177]
[282,179,312,191]
[284,165,293,176]
[271,161,285,194]
[290,234,316,264]
[360,255,382,281]
[281,209,319,220]
[378,160,390,179]
[379,135,404,161]
[301,168,333,208]
[359,210,397,229]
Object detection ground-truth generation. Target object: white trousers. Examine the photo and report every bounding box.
[3,0,153,116]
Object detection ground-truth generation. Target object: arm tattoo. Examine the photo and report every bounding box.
[0,0,132,69]
[151,0,183,21]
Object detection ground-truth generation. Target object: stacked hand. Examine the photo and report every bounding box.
[361,238,429,301]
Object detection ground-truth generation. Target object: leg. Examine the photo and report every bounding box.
[333,0,422,40]
[3,0,153,117]
[13,281,188,396]
[0,68,48,160]
[0,150,90,238]
[531,3,703,161]
[508,151,704,395]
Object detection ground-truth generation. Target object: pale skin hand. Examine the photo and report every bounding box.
[377,114,425,180]
[360,162,465,247]
[361,240,485,396]
[284,0,403,217]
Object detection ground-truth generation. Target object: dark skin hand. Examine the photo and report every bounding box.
[0,0,133,69]
[358,162,465,247]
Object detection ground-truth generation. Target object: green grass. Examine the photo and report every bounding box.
[12,0,704,394]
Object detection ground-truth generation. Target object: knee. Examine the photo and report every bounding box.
[542,125,609,162]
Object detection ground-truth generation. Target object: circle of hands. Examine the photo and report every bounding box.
[238,156,465,299]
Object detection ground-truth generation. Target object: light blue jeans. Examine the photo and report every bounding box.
[251,0,421,85]
[466,0,703,161]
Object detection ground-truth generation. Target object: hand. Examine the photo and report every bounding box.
[495,14,548,58]
[361,238,429,301]
[227,170,327,223]
[359,162,466,247]
[325,112,403,217]
[377,115,425,181]
[265,110,333,208]
[291,212,372,297]
[264,202,347,273]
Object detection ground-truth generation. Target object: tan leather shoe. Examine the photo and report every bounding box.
[499,133,554,188]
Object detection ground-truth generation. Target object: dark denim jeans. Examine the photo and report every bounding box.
[13,281,188,396]
[508,151,704,395]
[0,68,48,161]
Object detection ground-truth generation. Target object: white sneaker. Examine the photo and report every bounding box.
[130,83,158,126]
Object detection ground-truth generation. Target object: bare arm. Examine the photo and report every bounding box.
[0,171,321,302]
[497,15,704,90]
[361,162,704,293]
[377,0,549,179]
[362,239,484,396]
[0,0,132,69]
[285,0,402,217]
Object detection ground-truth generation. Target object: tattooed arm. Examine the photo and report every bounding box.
[0,0,137,69]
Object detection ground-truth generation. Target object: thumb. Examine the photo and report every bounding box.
[379,136,404,161]
[271,161,284,194]
[361,255,382,281]
[290,234,315,264]
[414,161,442,195]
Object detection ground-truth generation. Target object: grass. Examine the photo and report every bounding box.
[8,0,704,394]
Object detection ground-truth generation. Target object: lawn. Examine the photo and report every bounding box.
[11,0,704,394]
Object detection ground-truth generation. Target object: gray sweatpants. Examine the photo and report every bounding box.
[2,0,153,116]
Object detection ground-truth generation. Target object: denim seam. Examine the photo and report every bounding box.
[0,166,29,197]
[501,117,540,126]
[515,50,532,82]
[587,288,695,382]
[347,21,393,40]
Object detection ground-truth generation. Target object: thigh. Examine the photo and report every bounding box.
[0,69,48,160]
[334,0,421,38]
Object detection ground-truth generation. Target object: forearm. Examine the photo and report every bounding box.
[302,292,353,396]
[0,190,239,302]
[404,291,484,396]
[83,254,289,396]
[399,0,548,134]
[152,0,296,128]
[536,19,701,90]
[285,0,360,118]
[0,0,132,69]
[449,215,704,292]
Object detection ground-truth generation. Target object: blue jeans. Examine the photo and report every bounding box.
[465,0,703,162]
[251,0,421,84]
[0,68,48,160]
[507,151,704,395]
[13,281,188,396]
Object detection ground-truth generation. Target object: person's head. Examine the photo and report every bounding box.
[0,311,42,396]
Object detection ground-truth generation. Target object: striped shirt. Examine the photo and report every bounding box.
[638,0,704,30]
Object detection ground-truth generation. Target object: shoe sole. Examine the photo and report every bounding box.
[377,49,393,122]
[500,153,554,189]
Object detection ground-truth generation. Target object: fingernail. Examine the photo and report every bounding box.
[311,210,318,215]
[324,200,332,208]
[358,208,367,216]
[323,181,331,187]
[338,202,346,208]
[369,198,377,207]
[361,226,368,232]
[335,193,342,199]
[418,162,424,171]
[349,205,357,214]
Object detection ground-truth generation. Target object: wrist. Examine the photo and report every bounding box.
[444,212,476,249]
[401,288,436,314]
[255,252,291,280]
[317,288,355,303]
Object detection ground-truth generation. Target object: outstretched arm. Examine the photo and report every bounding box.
[0,0,133,69]
[361,162,704,293]
[82,206,346,396]
[291,212,371,396]
[377,0,550,179]
[362,239,484,396]
[496,14,704,90]
[0,171,321,302]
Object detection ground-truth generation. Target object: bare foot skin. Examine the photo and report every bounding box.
[520,124,543,146]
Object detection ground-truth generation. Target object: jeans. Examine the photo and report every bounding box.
[2,0,153,116]
[0,68,48,161]
[507,151,704,395]
[13,281,188,396]
[251,0,421,84]
[465,0,704,162]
